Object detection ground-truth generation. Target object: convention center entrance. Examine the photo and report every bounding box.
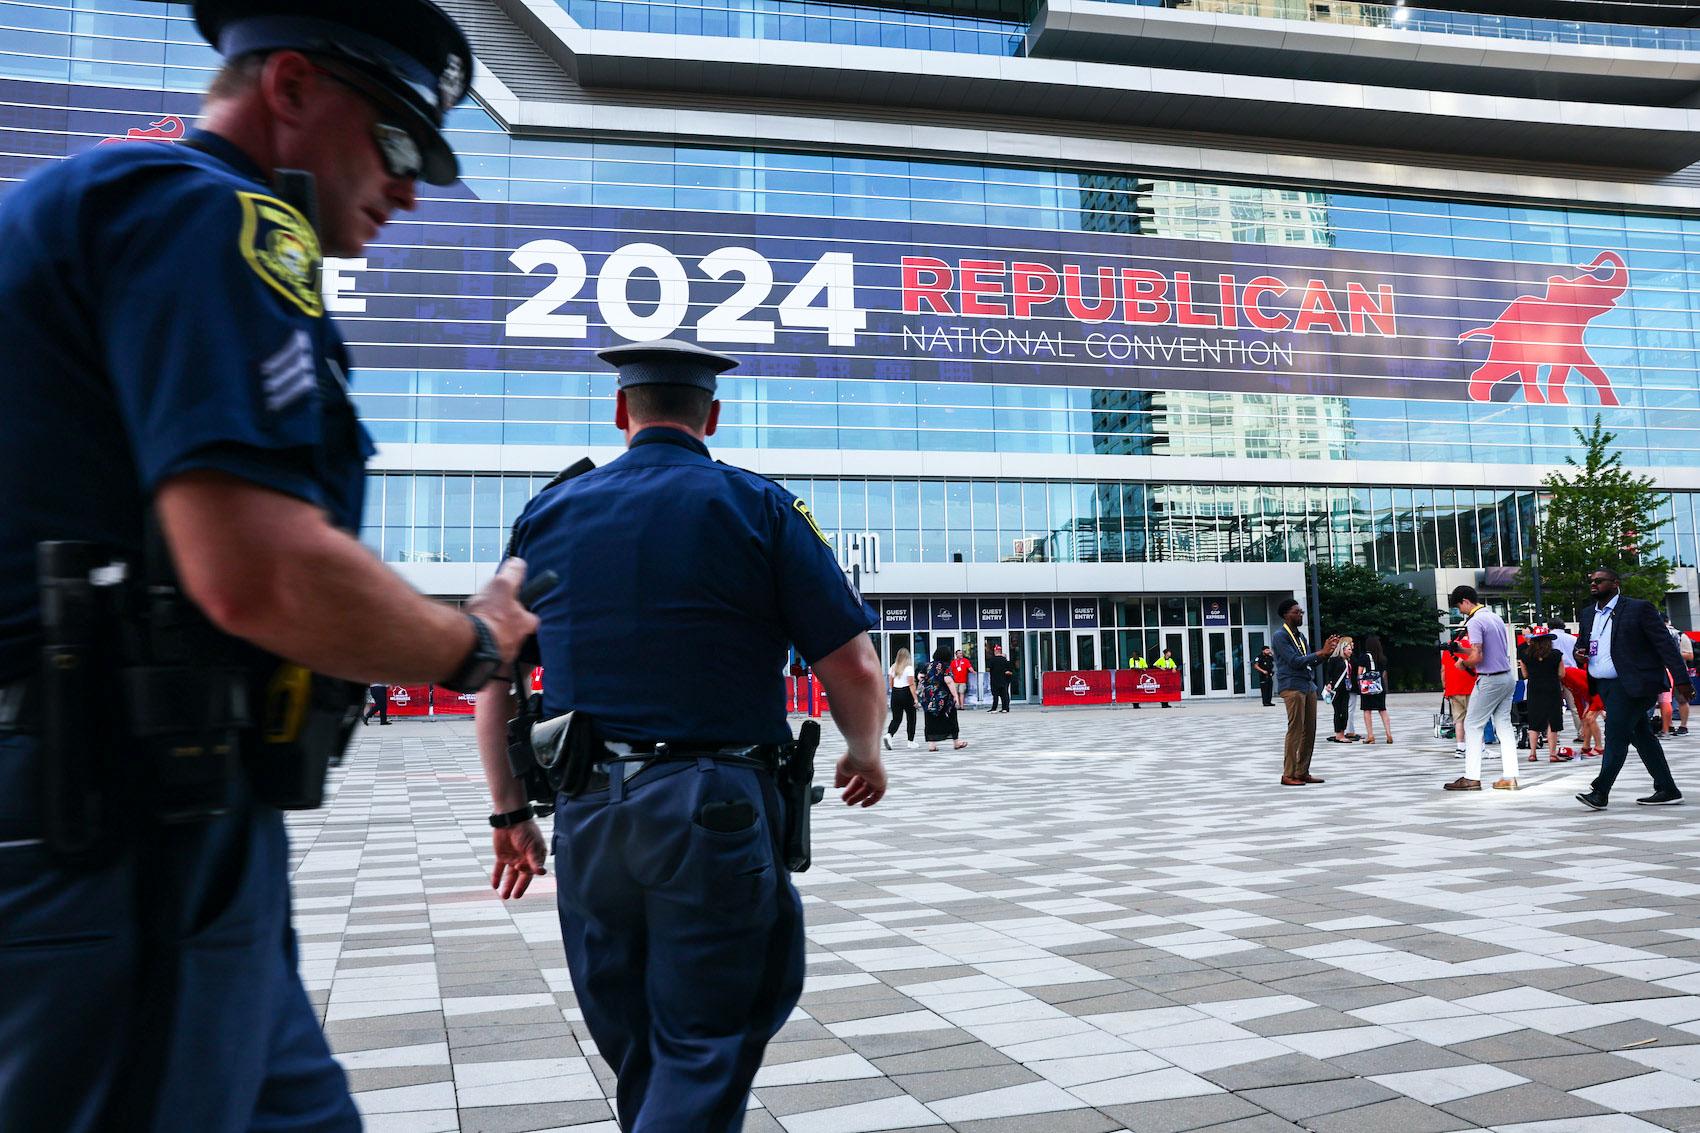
[864,595,1278,703]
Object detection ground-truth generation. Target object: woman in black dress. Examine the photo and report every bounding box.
[1520,633,1570,762]
[1354,634,1392,744]
[921,644,968,751]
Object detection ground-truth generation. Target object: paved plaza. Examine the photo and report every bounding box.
[291,695,1700,1133]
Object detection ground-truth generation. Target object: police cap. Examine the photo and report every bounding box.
[598,339,738,393]
[194,0,473,185]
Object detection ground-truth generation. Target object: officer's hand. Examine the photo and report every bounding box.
[491,820,548,900]
[835,753,887,808]
[467,558,541,666]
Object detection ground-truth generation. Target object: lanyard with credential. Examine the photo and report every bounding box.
[1283,624,1306,655]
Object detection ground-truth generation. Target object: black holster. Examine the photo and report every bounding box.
[507,695,599,802]
[775,720,823,872]
[245,664,364,810]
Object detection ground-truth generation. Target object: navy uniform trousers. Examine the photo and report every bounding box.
[554,756,805,1133]
[0,735,358,1132]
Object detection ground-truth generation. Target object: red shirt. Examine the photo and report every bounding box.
[950,658,972,683]
[1441,637,1477,697]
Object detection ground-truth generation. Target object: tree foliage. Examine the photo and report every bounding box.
[1315,561,1443,648]
[1515,417,1672,624]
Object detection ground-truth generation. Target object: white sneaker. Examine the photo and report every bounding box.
[1454,748,1466,758]
[907,740,917,750]
[882,735,892,751]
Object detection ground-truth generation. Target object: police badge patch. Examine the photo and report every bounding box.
[793,498,831,546]
[237,191,323,318]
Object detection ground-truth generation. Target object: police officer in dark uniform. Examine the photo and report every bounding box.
[476,340,890,1132]
[0,3,538,1129]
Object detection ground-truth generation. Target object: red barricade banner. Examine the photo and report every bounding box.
[1114,669,1182,703]
[1041,670,1113,705]
[432,686,478,715]
[388,683,431,716]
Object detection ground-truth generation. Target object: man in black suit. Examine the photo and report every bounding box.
[1573,567,1685,810]
[986,645,1015,713]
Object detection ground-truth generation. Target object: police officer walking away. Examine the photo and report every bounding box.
[477,340,889,1132]
[0,3,539,1130]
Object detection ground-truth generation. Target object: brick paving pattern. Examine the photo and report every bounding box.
[287,696,1700,1132]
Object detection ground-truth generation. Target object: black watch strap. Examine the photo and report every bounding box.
[488,806,539,828]
[442,614,501,693]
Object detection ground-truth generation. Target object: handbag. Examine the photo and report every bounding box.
[1357,654,1384,696]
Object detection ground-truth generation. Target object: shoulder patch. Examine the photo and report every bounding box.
[237,191,322,318]
[793,497,831,546]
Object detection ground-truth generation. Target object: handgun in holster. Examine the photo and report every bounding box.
[775,720,824,872]
[507,695,599,805]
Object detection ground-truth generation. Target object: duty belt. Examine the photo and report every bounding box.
[586,741,775,794]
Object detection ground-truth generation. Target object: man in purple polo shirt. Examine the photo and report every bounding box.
[1445,585,1519,791]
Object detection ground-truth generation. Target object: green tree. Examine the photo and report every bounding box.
[1315,561,1442,648]
[1516,417,1672,624]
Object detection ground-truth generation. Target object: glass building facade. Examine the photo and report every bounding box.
[4,1,1696,696]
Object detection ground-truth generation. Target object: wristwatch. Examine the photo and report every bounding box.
[440,614,501,693]
[488,805,543,828]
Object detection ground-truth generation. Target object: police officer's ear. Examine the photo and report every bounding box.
[614,388,630,432]
[703,399,721,437]
[256,50,321,130]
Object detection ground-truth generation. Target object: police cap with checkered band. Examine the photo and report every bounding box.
[194,0,474,185]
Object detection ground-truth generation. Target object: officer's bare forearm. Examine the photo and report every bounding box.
[156,471,474,683]
[812,633,885,761]
[477,683,528,812]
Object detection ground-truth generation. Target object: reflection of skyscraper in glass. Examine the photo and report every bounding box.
[1077,173,1155,234]
[1089,388,1162,455]
[1146,181,1334,247]
[1075,179,1343,460]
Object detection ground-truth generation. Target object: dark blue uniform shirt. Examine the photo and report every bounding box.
[0,130,373,683]
[510,427,875,745]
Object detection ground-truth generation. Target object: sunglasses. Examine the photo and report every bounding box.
[312,65,424,181]
[370,121,423,182]
[1588,577,1613,585]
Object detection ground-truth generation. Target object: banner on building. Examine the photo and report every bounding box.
[10,82,1649,408]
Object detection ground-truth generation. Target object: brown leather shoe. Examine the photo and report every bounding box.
[1301,775,1325,784]
[1493,778,1519,790]
[1443,777,1482,791]
[1281,776,1306,786]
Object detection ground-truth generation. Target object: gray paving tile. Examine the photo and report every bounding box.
[1098,1094,1274,1133]
[1301,1096,1477,1133]
[1199,1053,1352,1091]
[1236,1079,1403,1121]
[1436,1082,1614,1126]
[1501,1053,1656,1090]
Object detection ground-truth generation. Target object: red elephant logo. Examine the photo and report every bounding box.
[98,115,185,145]
[1458,251,1626,406]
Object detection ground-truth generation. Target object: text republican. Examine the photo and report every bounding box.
[900,257,1398,336]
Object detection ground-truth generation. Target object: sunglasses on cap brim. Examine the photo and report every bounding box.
[309,60,428,181]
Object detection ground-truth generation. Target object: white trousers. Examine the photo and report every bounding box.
[1465,669,1518,782]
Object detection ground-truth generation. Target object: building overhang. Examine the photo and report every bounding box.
[491,0,1700,171]
[1028,0,1700,106]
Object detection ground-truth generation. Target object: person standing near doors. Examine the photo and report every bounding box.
[1574,568,1686,810]
[986,644,1015,713]
[1254,645,1275,707]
